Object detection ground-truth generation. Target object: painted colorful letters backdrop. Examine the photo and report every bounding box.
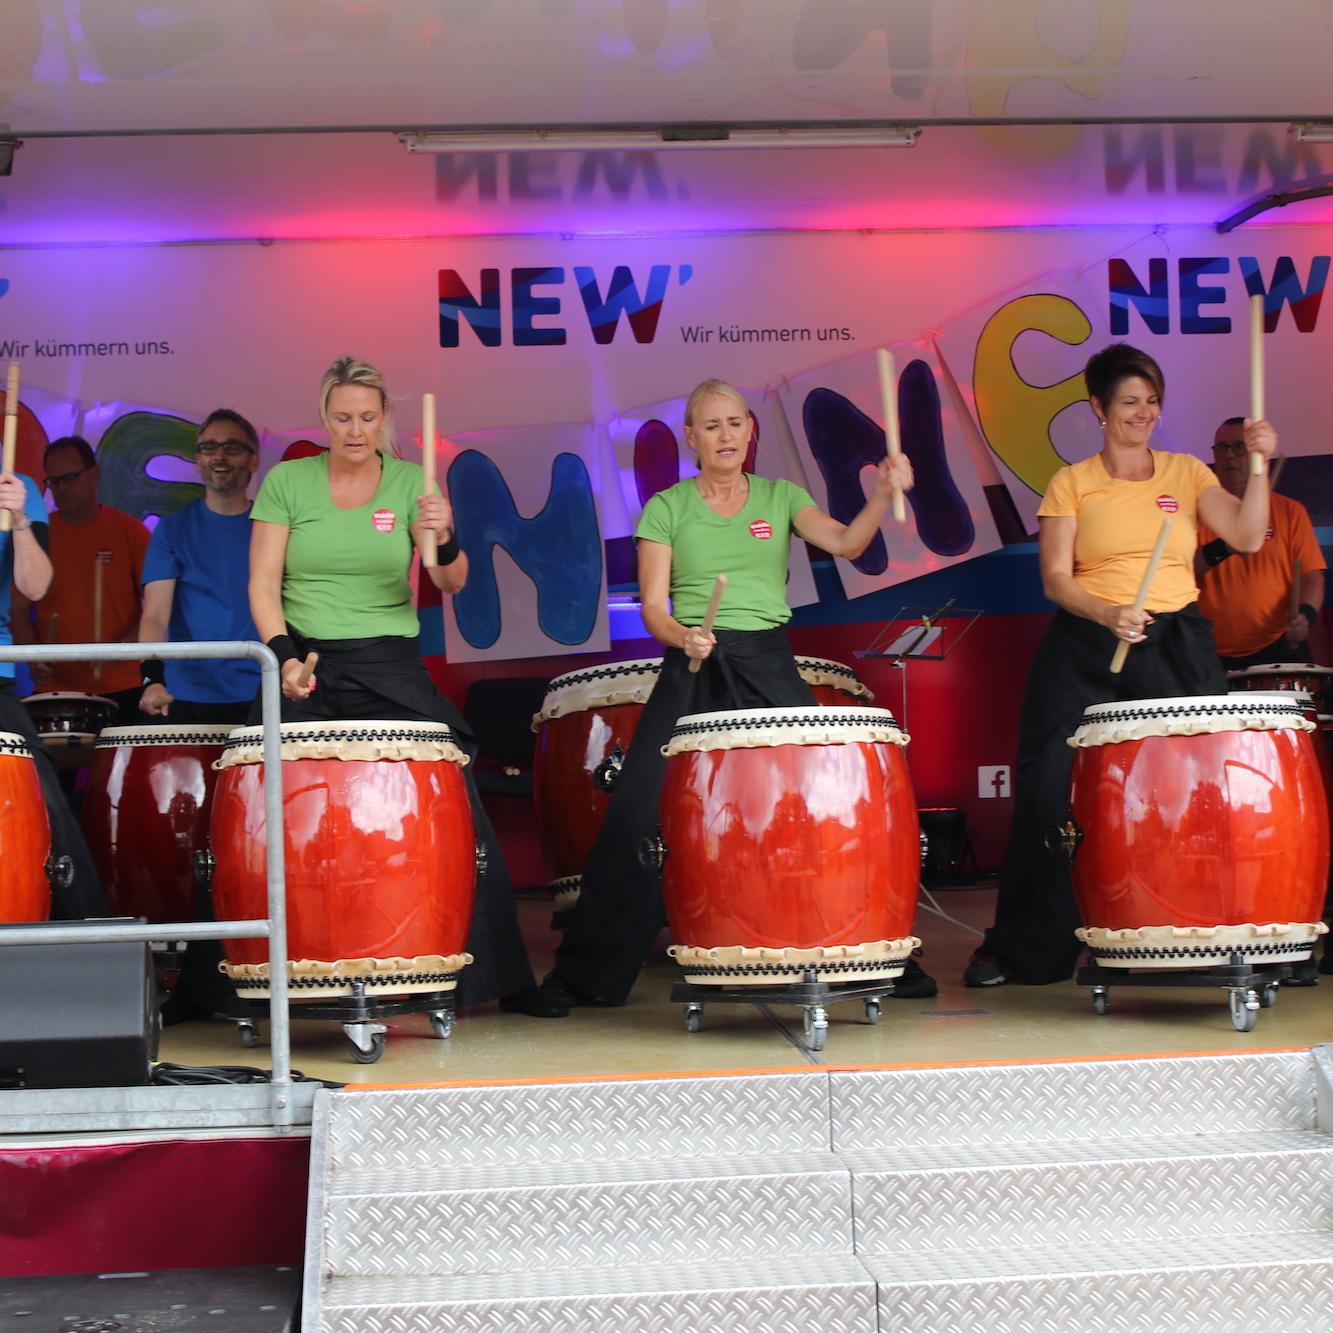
[0,226,1328,659]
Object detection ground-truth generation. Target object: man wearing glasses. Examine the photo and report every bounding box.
[26,435,150,720]
[138,409,261,725]
[1196,416,1325,668]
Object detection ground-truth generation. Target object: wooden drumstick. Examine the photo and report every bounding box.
[1290,557,1303,621]
[687,574,727,675]
[1,362,19,533]
[420,391,438,568]
[296,651,318,688]
[1248,293,1266,478]
[92,554,104,682]
[875,347,907,524]
[1269,454,1287,493]
[1110,515,1174,674]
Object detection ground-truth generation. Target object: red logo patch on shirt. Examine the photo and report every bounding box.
[1264,527,1275,541]
[1155,495,1179,514]
[372,509,397,533]
[748,519,773,540]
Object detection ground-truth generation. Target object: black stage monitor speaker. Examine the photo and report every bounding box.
[0,921,157,1089]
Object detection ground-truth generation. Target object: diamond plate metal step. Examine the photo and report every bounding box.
[850,1129,1333,1254]
[324,1154,851,1276]
[324,1072,829,1171]
[320,1256,879,1333]
[866,1231,1333,1333]
[830,1051,1315,1151]
[303,1051,1333,1331]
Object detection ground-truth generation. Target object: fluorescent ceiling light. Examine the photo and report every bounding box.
[1290,122,1333,143]
[398,125,922,153]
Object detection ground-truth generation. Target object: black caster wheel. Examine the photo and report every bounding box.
[237,1021,260,1049]
[429,1011,454,1040]
[1092,990,1110,1016]
[684,1003,704,1033]
[349,1032,386,1064]
[863,998,881,1024]
[1260,982,1280,1009]
[802,1006,828,1052]
[1229,989,1260,1033]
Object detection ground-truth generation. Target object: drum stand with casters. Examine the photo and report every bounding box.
[229,985,457,1064]
[195,847,459,1064]
[1075,952,1293,1033]
[669,972,898,1053]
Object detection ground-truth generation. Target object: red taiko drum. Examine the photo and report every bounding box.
[794,655,874,708]
[532,655,874,906]
[657,706,920,986]
[1068,695,1330,967]
[22,691,117,769]
[82,724,233,924]
[1227,662,1333,714]
[210,721,477,1000]
[0,731,51,923]
[532,659,661,905]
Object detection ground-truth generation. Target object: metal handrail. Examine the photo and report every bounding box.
[0,640,293,1129]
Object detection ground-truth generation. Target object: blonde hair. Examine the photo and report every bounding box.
[319,356,397,456]
[683,378,748,427]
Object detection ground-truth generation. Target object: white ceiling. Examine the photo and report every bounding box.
[1,0,1332,244]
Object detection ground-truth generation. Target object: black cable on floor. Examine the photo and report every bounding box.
[151,1061,344,1089]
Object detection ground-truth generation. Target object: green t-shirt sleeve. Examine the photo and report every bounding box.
[782,479,817,521]
[251,462,296,525]
[635,491,675,545]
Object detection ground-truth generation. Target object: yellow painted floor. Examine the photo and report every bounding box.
[159,885,1333,1086]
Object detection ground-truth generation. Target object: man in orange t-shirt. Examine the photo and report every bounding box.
[1196,417,1326,668]
[26,436,149,720]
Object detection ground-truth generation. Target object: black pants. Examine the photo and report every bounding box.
[0,679,108,920]
[250,634,537,1007]
[982,606,1227,983]
[553,627,814,1005]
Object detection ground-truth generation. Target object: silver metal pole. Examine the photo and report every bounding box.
[0,639,294,1130]
[257,647,293,1129]
[0,920,268,946]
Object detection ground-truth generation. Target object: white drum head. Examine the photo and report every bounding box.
[664,704,907,755]
[1072,694,1311,747]
[217,718,467,767]
[96,724,236,749]
[533,658,663,725]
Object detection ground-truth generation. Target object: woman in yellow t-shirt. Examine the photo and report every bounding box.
[545,377,920,1008]
[965,343,1276,989]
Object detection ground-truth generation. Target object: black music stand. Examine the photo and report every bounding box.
[854,599,982,734]
[857,601,989,934]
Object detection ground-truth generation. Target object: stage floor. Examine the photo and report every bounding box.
[158,886,1333,1086]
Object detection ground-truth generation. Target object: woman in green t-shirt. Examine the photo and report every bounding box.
[545,377,932,1008]
[248,355,566,1019]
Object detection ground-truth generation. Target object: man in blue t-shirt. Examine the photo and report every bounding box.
[0,465,108,917]
[138,408,261,725]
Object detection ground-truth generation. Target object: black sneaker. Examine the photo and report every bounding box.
[534,971,611,1009]
[962,949,1010,987]
[890,952,938,999]
[497,985,571,1018]
[1284,958,1319,987]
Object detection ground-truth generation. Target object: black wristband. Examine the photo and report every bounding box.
[266,633,299,667]
[437,533,461,566]
[1202,538,1232,568]
[140,658,165,687]
[1300,602,1320,626]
